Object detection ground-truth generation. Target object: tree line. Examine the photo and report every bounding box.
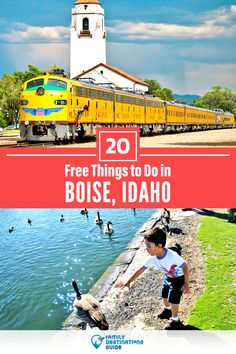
[0,66,236,128]
[144,79,236,117]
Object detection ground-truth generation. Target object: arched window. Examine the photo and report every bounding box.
[83,18,89,31]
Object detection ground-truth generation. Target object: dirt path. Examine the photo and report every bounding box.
[65,128,236,148]
[1,128,235,148]
[140,128,236,147]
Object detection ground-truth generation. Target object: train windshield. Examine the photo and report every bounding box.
[26,79,44,89]
[47,78,67,90]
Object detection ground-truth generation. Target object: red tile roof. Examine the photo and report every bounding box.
[74,63,148,87]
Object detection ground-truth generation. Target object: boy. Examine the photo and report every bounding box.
[117,227,190,329]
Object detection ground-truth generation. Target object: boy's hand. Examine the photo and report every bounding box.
[182,283,190,294]
[115,281,130,289]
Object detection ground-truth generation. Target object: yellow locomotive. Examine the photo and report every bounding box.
[19,73,235,142]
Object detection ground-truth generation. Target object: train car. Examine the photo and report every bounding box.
[165,102,186,132]
[185,105,216,130]
[19,74,166,142]
[19,73,235,143]
[145,97,166,134]
[224,111,235,125]
[215,109,235,126]
[20,75,74,142]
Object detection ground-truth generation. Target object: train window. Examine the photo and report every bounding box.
[26,79,44,89]
[47,79,67,89]
[96,102,98,109]
[77,99,79,105]
[116,94,144,106]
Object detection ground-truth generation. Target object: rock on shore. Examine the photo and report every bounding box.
[64,209,205,330]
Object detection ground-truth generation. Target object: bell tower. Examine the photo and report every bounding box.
[70,0,106,79]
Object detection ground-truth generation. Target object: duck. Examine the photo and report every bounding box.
[103,221,114,235]
[80,208,88,216]
[60,214,65,222]
[72,280,109,330]
[9,226,14,233]
[94,211,103,225]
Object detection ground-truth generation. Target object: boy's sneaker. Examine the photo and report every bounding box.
[164,318,183,330]
[157,308,172,319]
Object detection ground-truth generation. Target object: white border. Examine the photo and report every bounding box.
[98,131,138,162]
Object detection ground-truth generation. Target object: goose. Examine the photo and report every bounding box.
[161,208,171,224]
[80,208,88,216]
[60,214,65,222]
[161,218,185,237]
[168,243,182,256]
[9,226,14,233]
[94,211,103,225]
[161,218,170,233]
[72,280,109,330]
[103,221,114,235]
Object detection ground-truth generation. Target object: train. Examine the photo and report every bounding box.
[19,73,235,143]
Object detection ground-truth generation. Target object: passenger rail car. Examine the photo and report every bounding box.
[19,75,235,142]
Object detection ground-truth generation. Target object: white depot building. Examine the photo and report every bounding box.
[70,0,106,79]
[70,0,149,93]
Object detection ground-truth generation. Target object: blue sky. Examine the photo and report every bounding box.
[0,0,235,94]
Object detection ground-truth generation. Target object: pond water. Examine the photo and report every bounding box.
[0,208,156,329]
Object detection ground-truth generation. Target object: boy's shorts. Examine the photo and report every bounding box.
[161,275,185,304]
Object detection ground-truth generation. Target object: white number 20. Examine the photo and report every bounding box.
[106,138,130,155]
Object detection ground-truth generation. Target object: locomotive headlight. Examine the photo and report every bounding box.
[36,87,45,96]
[20,100,29,105]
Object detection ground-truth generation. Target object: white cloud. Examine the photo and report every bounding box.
[1,5,235,44]
[184,63,236,94]
[107,42,236,95]
[203,5,236,26]
[1,43,70,72]
[0,23,69,43]
[107,5,236,40]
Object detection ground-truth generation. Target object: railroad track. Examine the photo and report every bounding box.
[0,141,55,148]
[0,136,96,148]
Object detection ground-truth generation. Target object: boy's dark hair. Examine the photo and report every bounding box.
[144,227,167,247]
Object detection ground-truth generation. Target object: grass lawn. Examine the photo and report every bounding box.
[1,129,20,135]
[187,212,236,329]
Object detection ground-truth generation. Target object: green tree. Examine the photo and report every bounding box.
[2,64,44,86]
[193,86,236,116]
[144,79,174,101]
[0,111,7,128]
[0,76,21,126]
[144,79,162,94]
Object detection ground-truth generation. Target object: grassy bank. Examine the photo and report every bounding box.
[187,212,236,329]
[2,129,20,135]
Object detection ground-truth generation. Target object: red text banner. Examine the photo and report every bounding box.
[0,129,235,208]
